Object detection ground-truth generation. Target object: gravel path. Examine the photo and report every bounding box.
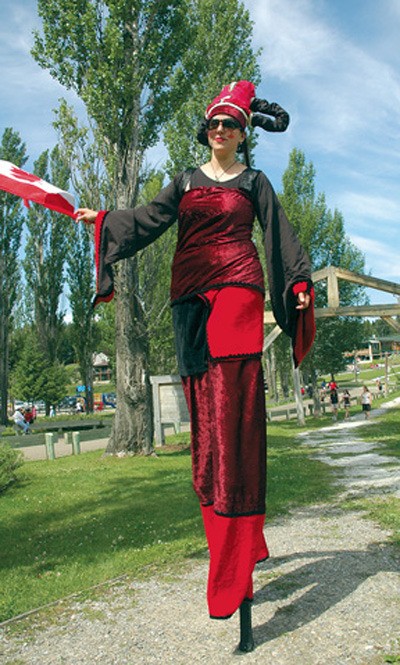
[1,401,400,665]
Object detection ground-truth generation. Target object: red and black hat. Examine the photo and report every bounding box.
[205,80,255,129]
[197,80,290,146]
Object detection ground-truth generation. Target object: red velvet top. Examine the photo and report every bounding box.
[171,186,264,302]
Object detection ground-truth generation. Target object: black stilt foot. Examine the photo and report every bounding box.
[238,599,255,653]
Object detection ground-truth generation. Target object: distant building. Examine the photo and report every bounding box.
[93,353,112,382]
[375,335,400,354]
[344,335,400,362]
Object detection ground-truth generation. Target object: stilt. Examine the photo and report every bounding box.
[238,599,255,653]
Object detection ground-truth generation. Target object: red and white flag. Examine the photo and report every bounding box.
[0,160,76,218]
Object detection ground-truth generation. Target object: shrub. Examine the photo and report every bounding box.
[0,443,23,492]
[1,427,16,437]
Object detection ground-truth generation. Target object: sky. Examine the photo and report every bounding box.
[1,0,399,308]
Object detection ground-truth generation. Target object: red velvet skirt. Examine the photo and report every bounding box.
[181,287,269,618]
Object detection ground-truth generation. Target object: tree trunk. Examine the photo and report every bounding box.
[84,362,94,414]
[106,257,154,455]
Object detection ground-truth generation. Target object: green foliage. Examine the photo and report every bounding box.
[33,0,190,199]
[11,331,67,410]
[0,427,16,437]
[0,128,28,424]
[136,171,177,373]
[279,148,367,379]
[95,300,116,370]
[23,148,70,364]
[0,442,23,492]
[163,0,261,174]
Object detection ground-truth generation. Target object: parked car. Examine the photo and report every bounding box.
[102,392,116,408]
[58,396,78,411]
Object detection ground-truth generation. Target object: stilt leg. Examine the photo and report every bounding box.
[238,599,254,653]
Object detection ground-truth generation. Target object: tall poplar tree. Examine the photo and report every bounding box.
[278,148,366,391]
[32,0,261,453]
[54,100,110,411]
[32,0,191,453]
[24,148,70,413]
[163,0,260,173]
[0,129,27,424]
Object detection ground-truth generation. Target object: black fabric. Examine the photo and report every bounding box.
[172,297,210,376]
[250,99,290,132]
[250,171,312,342]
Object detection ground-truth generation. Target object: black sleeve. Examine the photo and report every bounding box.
[94,171,187,306]
[252,171,313,337]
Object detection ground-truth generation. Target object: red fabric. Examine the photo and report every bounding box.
[171,187,264,302]
[204,287,264,359]
[292,281,308,296]
[201,505,268,618]
[182,357,266,515]
[0,159,75,218]
[205,81,255,129]
[181,286,268,617]
[293,286,316,367]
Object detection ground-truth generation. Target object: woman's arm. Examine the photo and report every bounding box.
[76,172,187,306]
[252,170,315,364]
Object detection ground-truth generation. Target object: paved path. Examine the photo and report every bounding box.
[298,397,400,499]
[18,437,109,461]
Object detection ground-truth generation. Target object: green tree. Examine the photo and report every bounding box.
[0,129,28,425]
[23,148,70,414]
[54,100,109,411]
[11,331,67,408]
[32,0,261,453]
[32,0,191,454]
[95,301,116,373]
[24,148,70,366]
[163,0,260,174]
[277,148,367,392]
[135,170,178,374]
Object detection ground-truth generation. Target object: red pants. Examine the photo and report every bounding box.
[181,287,269,618]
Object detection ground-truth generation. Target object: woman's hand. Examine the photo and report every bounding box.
[296,291,311,310]
[75,208,98,224]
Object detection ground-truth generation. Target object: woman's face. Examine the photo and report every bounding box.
[206,114,245,155]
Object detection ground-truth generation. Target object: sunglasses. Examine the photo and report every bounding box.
[207,118,242,130]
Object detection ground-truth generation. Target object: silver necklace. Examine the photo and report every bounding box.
[211,159,237,182]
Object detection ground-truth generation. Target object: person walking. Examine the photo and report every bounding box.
[330,386,339,421]
[342,389,351,419]
[361,385,372,419]
[76,80,315,651]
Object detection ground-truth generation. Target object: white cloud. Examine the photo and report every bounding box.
[246,0,400,157]
[339,192,400,223]
[247,0,334,79]
[349,235,400,283]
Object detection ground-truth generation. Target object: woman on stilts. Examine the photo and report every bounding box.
[76,80,315,653]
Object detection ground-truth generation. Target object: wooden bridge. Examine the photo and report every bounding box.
[263,266,400,349]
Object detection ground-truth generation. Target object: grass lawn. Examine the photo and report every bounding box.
[0,421,338,623]
[320,354,400,389]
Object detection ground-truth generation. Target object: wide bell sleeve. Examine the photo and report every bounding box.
[93,172,185,307]
[253,171,316,366]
